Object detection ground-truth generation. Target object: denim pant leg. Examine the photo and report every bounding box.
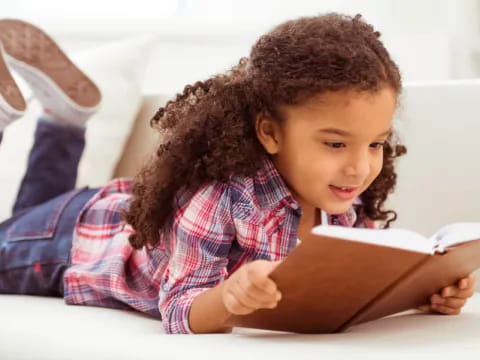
[0,187,99,296]
[12,118,86,215]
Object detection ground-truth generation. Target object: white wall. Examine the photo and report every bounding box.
[2,0,480,94]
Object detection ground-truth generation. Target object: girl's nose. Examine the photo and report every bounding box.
[344,150,370,179]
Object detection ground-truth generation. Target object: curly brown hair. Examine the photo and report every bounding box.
[122,13,407,250]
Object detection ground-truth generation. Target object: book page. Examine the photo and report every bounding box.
[432,222,480,251]
[311,225,434,254]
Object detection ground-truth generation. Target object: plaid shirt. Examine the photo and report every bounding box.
[63,157,373,334]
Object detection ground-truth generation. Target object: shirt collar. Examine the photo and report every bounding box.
[331,205,358,227]
[254,156,299,211]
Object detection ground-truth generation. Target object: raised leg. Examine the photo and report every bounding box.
[12,119,86,214]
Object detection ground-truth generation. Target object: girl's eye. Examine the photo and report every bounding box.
[370,142,386,149]
[324,142,345,149]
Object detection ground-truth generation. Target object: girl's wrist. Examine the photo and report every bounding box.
[189,280,234,333]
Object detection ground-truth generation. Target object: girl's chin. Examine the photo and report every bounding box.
[321,201,355,215]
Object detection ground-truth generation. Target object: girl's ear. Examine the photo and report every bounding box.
[255,113,282,155]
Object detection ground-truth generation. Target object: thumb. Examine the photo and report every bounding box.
[253,259,282,275]
[267,260,282,273]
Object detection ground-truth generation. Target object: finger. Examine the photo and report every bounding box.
[253,259,282,275]
[469,272,477,282]
[235,276,281,310]
[243,282,281,305]
[246,277,281,302]
[459,278,467,290]
[441,286,475,299]
[270,260,282,268]
[229,282,258,311]
[431,304,461,315]
[253,259,281,272]
[441,285,461,297]
[458,276,473,290]
[247,263,280,295]
[457,273,477,290]
[455,287,475,299]
[445,297,467,308]
[223,291,252,315]
[238,272,281,306]
[464,273,477,288]
[441,297,467,309]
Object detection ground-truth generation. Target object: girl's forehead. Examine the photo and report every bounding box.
[279,88,396,134]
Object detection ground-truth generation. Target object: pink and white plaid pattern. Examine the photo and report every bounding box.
[63,157,373,333]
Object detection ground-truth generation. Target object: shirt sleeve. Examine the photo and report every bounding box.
[158,182,235,334]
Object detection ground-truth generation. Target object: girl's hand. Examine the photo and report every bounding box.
[222,260,282,315]
[417,273,476,315]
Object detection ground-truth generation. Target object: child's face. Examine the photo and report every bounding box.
[256,87,396,216]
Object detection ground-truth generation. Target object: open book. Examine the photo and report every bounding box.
[227,222,480,333]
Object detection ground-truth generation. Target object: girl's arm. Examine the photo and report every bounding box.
[159,182,281,334]
[189,281,232,333]
[158,182,235,334]
[189,260,282,333]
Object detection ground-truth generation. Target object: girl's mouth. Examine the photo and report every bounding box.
[329,185,359,200]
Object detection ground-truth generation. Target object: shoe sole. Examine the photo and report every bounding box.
[0,43,26,112]
[0,19,101,108]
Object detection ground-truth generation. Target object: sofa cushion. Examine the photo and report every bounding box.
[0,294,479,359]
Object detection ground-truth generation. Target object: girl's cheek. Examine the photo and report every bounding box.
[361,159,381,185]
[371,155,384,174]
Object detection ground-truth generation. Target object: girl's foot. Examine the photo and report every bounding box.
[0,42,25,132]
[0,19,101,128]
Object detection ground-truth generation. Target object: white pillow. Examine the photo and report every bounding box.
[0,36,155,221]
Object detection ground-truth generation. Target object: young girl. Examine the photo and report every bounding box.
[0,15,475,335]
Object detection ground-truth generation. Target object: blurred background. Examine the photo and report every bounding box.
[3,0,480,94]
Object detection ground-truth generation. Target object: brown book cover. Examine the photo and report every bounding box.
[226,228,480,333]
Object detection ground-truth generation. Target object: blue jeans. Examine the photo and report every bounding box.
[0,119,100,296]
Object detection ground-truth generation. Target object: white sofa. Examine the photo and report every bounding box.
[1,81,480,359]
